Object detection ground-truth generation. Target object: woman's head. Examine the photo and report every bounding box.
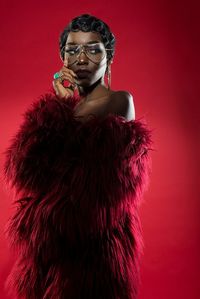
[59,14,115,89]
[59,14,116,66]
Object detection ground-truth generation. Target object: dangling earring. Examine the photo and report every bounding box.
[107,64,111,90]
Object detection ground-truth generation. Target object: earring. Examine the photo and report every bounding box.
[107,64,111,90]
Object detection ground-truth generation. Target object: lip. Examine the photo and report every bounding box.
[75,69,91,78]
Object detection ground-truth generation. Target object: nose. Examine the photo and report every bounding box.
[77,49,89,64]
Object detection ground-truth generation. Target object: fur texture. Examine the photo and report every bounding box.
[3,92,153,299]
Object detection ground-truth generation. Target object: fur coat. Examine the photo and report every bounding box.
[3,91,153,299]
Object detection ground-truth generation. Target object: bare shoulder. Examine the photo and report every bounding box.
[107,90,135,121]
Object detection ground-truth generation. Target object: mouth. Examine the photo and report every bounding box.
[75,70,91,79]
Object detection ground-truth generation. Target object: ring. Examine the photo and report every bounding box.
[53,72,63,79]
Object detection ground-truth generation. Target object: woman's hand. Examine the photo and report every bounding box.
[52,59,78,99]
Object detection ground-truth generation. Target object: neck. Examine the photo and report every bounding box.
[77,78,108,102]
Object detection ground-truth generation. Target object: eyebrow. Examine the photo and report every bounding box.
[66,40,101,45]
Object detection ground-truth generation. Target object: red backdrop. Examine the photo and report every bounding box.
[0,0,199,298]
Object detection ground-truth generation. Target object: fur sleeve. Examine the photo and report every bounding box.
[3,92,78,196]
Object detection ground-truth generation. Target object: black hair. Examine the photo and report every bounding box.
[59,14,116,70]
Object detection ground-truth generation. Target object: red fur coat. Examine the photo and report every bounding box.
[3,92,153,299]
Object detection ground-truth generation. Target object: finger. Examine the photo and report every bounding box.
[60,73,76,84]
[67,68,78,78]
[61,69,78,81]
[67,84,76,91]
[52,80,73,98]
[65,87,74,97]
[53,75,77,91]
[53,73,73,85]
[61,66,77,79]
[53,79,65,89]
[52,80,66,97]
[70,70,78,78]
[62,60,77,78]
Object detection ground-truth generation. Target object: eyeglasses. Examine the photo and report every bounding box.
[61,42,112,66]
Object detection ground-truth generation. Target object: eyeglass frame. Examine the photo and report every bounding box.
[60,42,113,65]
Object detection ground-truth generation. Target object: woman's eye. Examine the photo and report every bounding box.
[65,48,78,55]
[88,47,101,54]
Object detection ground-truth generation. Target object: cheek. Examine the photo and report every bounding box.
[93,58,107,75]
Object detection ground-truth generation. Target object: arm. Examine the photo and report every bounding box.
[106,91,135,121]
[3,93,75,196]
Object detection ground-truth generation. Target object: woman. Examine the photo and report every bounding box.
[53,15,134,122]
[3,14,153,299]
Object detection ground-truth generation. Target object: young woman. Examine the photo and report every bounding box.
[3,14,153,299]
[52,16,135,122]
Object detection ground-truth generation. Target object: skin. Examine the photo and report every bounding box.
[53,31,135,121]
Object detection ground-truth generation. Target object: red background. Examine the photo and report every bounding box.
[0,0,199,298]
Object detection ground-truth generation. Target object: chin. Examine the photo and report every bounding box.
[77,77,101,88]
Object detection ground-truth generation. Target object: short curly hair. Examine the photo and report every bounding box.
[59,14,116,69]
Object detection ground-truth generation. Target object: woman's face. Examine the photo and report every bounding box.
[63,31,108,87]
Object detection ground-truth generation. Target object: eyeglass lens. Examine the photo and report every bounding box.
[64,43,107,65]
